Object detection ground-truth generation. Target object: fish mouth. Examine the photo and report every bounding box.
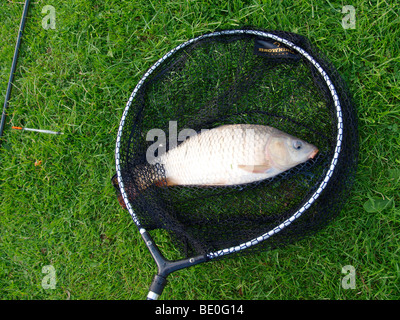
[309,148,319,159]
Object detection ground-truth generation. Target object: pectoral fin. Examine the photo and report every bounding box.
[238,164,272,174]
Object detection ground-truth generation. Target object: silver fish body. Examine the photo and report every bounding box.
[150,124,318,186]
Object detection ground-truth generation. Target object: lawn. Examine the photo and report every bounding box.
[0,0,399,300]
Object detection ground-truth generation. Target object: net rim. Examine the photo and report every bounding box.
[115,29,343,259]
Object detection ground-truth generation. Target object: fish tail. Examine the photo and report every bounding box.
[112,173,141,209]
[112,166,175,210]
[117,193,127,210]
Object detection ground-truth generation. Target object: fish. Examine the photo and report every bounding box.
[149,124,318,187]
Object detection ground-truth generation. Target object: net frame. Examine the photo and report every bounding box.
[116,29,343,258]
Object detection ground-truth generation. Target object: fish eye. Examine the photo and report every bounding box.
[293,140,303,150]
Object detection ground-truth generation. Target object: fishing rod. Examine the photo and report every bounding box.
[0,0,31,141]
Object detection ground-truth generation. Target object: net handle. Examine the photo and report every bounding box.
[140,229,207,300]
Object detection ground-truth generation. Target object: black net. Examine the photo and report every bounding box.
[114,29,358,258]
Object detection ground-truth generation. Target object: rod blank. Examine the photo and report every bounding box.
[0,0,31,139]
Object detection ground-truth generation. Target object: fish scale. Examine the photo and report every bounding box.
[151,124,318,187]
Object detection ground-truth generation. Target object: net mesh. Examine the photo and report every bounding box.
[114,29,358,258]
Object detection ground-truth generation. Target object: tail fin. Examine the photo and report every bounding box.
[112,164,169,210]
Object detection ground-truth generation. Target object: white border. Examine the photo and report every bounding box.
[115,30,343,259]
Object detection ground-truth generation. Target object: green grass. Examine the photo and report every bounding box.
[1,0,399,300]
